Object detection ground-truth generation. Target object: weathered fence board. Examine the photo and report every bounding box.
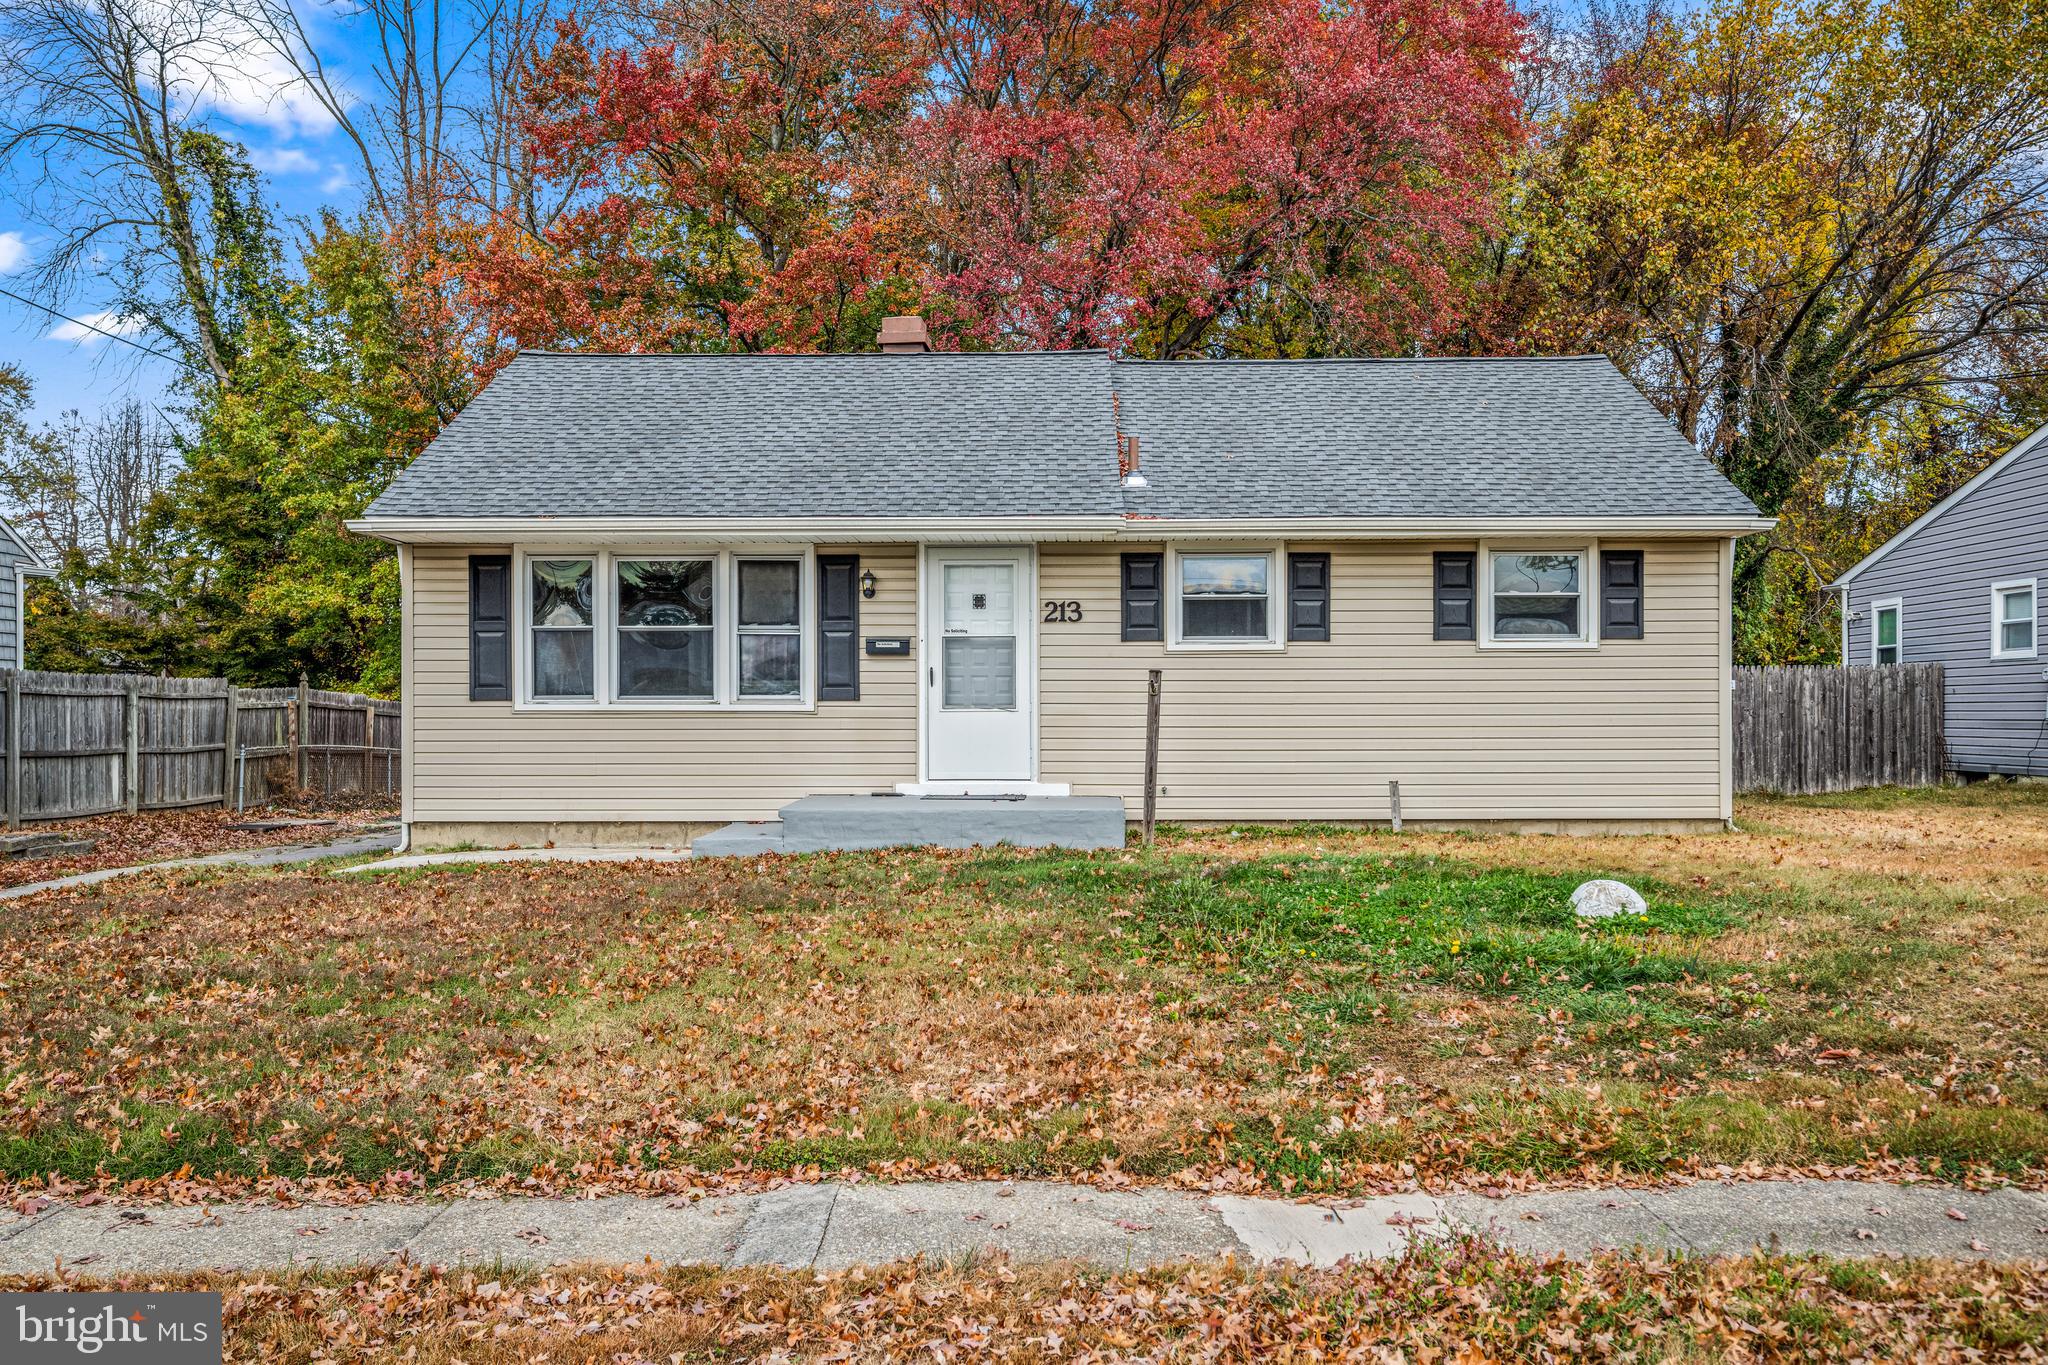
[0,670,400,825]
[1733,664,1947,794]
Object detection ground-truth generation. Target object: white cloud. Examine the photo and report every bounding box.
[48,311,146,346]
[248,145,319,175]
[123,0,346,137]
[0,232,28,274]
[320,163,351,194]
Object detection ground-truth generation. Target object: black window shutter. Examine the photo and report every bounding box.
[1288,552,1331,641]
[469,554,512,701]
[1601,549,1644,639]
[818,554,860,700]
[1121,553,1164,642]
[1432,552,1476,641]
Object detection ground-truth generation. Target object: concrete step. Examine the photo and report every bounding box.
[778,795,1125,853]
[0,832,98,859]
[689,820,788,858]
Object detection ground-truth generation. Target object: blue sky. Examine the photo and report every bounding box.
[0,4,384,424]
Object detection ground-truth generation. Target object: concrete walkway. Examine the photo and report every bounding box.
[3,1180,2043,1275]
[340,846,689,874]
[0,827,402,900]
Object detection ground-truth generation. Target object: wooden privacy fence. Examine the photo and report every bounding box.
[0,670,400,826]
[1733,664,1947,794]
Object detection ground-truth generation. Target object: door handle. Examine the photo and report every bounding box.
[929,666,935,687]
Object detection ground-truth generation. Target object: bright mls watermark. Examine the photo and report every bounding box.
[2,1293,221,1363]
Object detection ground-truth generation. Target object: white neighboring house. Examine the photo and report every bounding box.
[0,517,53,670]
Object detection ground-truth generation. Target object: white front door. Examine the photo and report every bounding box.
[924,548,1034,783]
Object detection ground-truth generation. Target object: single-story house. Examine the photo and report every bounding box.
[0,517,54,670]
[1830,420,2048,779]
[349,317,1770,851]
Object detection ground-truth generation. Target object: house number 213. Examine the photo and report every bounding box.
[1042,600,1083,623]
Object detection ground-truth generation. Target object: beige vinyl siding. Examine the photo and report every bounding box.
[407,545,917,823]
[1037,541,1727,823]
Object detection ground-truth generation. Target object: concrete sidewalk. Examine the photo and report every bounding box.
[3,1179,2043,1275]
[0,827,402,900]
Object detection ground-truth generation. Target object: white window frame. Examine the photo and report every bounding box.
[526,554,600,701]
[1870,597,1903,666]
[1990,578,2038,660]
[1165,544,1286,651]
[732,555,809,701]
[1479,541,1600,650]
[512,546,815,711]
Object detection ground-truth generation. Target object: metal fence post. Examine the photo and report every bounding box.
[4,671,19,830]
[123,675,141,815]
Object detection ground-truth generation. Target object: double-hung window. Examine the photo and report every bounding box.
[737,559,803,696]
[1170,549,1278,647]
[1991,580,2037,659]
[1871,599,1902,665]
[1486,549,1587,644]
[530,558,596,699]
[519,550,809,706]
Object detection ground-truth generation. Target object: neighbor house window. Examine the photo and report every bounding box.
[616,558,714,699]
[519,550,810,706]
[530,558,595,698]
[1992,580,2037,659]
[1171,550,1277,646]
[1871,599,1902,665]
[1487,549,1587,643]
[737,558,803,696]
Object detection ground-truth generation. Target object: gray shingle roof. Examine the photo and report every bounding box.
[1115,357,1759,519]
[365,349,1760,522]
[367,351,1123,519]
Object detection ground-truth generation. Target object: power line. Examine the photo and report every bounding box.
[0,283,201,373]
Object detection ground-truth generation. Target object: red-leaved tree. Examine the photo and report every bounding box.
[460,0,1523,360]
[911,0,1524,355]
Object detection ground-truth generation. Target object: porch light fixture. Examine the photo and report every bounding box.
[860,569,877,599]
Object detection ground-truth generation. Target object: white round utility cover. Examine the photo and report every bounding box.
[1571,879,1647,919]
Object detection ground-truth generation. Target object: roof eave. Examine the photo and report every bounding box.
[1123,515,1774,538]
[348,512,1775,544]
[345,514,1130,545]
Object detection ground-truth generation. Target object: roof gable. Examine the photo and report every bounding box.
[1831,419,2048,587]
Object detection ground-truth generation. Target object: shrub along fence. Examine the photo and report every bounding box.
[1733,663,1947,795]
[0,670,400,826]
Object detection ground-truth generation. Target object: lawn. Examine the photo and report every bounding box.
[12,1243,2047,1362]
[2,785,2045,1199]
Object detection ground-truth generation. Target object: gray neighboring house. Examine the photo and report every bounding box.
[0,518,52,670]
[1831,420,2048,779]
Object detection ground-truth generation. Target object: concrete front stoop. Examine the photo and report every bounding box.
[691,794,1126,857]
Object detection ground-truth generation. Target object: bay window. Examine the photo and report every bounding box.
[518,550,810,706]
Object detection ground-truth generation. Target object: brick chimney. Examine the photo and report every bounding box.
[877,315,932,354]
